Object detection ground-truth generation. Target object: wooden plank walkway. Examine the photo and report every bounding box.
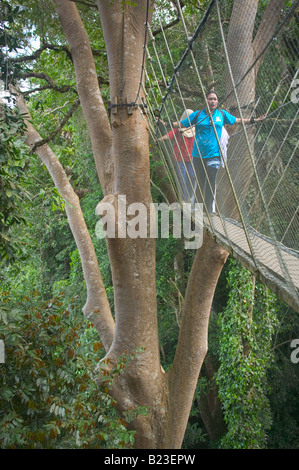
[204,214,299,312]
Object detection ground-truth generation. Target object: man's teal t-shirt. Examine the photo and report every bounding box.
[180,109,236,159]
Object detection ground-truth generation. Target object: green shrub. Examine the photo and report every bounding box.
[0,291,135,449]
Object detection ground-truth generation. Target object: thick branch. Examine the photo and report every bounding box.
[226,0,258,109]
[20,71,73,92]
[166,234,229,448]
[68,0,97,8]
[15,91,115,351]
[226,0,258,83]
[22,84,73,96]
[152,17,180,36]
[10,42,107,66]
[30,98,80,153]
[252,0,285,69]
[10,42,73,63]
[53,0,114,194]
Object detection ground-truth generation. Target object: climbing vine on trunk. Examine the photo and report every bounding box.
[215,260,278,449]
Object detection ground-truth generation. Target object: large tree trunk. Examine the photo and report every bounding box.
[51,0,229,448]
[219,0,285,219]
[95,0,166,448]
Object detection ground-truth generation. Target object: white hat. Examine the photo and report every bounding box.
[180,109,195,139]
[180,109,194,121]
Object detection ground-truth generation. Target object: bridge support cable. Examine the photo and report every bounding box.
[215,0,299,306]
[143,0,299,311]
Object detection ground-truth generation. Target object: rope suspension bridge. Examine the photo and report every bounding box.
[141,0,299,312]
[1,0,297,312]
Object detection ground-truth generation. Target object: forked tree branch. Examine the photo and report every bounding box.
[29,98,80,153]
[14,89,115,351]
[252,0,286,68]
[9,42,73,63]
[167,233,229,448]
[53,0,114,195]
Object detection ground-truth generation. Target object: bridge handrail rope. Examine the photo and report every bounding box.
[215,0,298,302]
[143,32,187,201]
[145,24,203,207]
[156,14,201,204]
[141,0,299,311]
[173,0,245,240]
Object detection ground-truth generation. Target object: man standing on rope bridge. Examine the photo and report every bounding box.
[172,91,265,214]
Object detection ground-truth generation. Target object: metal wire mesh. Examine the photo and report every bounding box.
[145,0,299,311]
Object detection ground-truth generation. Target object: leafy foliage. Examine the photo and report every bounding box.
[0,291,135,449]
[215,260,278,449]
[0,103,30,264]
[267,302,299,449]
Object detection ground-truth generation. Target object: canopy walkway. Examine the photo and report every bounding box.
[206,214,299,311]
[143,0,299,311]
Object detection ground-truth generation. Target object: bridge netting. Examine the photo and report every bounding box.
[142,0,299,311]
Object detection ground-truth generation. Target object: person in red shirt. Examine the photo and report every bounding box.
[159,109,196,203]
